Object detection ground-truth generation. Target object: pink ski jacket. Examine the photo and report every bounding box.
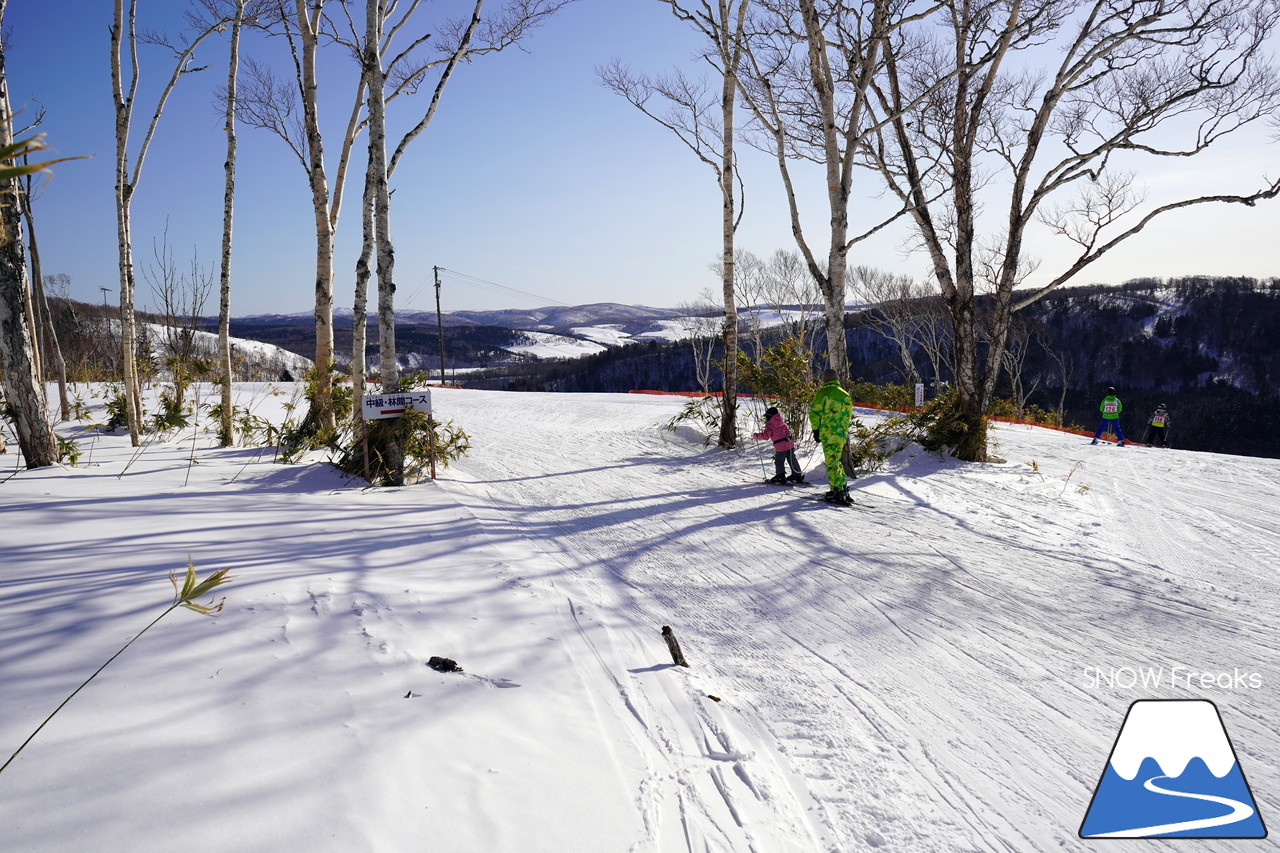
[753,413,794,453]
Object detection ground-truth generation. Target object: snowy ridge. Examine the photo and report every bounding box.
[1108,701,1237,780]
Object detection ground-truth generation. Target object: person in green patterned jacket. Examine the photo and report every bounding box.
[809,369,854,506]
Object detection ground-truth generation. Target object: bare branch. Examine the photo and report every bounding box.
[235,56,308,168]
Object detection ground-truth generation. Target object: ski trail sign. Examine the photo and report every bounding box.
[1079,699,1266,839]
[362,390,431,420]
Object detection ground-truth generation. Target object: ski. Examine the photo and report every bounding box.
[750,479,816,489]
[796,493,873,510]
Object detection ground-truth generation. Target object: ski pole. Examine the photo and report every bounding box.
[803,443,822,475]
[749,399,769,479]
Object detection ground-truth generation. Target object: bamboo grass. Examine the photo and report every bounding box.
[0,559,232,776]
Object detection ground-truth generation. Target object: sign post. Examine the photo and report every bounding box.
[360,390,436,481]
[361,389,432,421]
[915,382,925,408]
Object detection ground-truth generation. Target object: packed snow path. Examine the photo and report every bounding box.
[3,385,1277,852]
[439,389,1280,852]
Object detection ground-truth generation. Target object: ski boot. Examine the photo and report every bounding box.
[787,472,806,484]
[822,487,853,506]
[766,473,788,485]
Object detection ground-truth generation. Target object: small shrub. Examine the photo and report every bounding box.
[850,387,987,462]
[103,385,141,432]
[335,407,470,485]
[277,364,354,462]
[846,419,896,474]
[736,334,818,444]
[0,559,231,778]
[664,396,722,444]
[401,410,471,478]
[1021,403,1061,427]
[848,378,913,409]
[906,387,985,454]
[69,394,93,423]
[56,435,81,467]
[150,388,191,433]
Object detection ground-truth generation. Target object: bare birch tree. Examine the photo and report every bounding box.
[143,226,214,413]
[0,6,57,467]
[344,0,572,483]
[235,0,362,436]
[19,159,71,421]
[850,265,925,385]
[601,0,750,447]
[361,0,403,480]
[111,1,228,446]
[676,288,722,392]
[739,0,938,384]
[863,0,1280,459]
[999,315,1048,415]
[217,1,244,446]
[200,0,265,445]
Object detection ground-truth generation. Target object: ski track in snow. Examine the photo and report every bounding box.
[437,392,1279,852]
[5,386,1277,852]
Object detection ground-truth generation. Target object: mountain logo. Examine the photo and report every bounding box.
[1080,699,1267,839]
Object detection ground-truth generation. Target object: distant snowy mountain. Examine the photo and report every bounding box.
[229,301,722,367]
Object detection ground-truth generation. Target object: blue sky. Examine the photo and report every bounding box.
[5,1,1278,316]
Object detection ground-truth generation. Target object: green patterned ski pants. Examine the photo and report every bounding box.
[822,438,847,490]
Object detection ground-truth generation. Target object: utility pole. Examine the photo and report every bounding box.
[434,265,445,384]
[99,287,110,307]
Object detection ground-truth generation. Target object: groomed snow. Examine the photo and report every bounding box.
[2,384,1277,851]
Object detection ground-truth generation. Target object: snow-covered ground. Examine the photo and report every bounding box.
[506,329,609,359]
[507,308,832,358]
[2,385,1277,851]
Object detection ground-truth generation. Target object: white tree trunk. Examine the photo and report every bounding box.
[365,3,396,394]
[365,0,403,484]
[295,0,336,435]
[111,0,142,445]
[715,4,742,449]
[109,0,223,445]
[351,134,375,430]
[217,0,246,446]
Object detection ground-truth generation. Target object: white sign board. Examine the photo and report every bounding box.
[915,383,925,408]
[362,390,432,421]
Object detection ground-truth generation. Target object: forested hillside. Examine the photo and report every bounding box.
[47,278,1278,458]
[467,277,1280,459]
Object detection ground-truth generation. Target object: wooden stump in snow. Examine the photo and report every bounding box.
[661,625,689,667]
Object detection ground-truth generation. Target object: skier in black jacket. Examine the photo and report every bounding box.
[1143,404,1172,448]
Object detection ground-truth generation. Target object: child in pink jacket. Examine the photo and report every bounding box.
[753,407,805,484]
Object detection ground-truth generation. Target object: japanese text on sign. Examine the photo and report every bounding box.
[362,390,432,420]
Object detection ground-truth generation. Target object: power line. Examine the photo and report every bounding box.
[435,267,573,309]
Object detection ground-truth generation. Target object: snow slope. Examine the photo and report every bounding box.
[1,385,1277,852]
[506,330,609,359]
